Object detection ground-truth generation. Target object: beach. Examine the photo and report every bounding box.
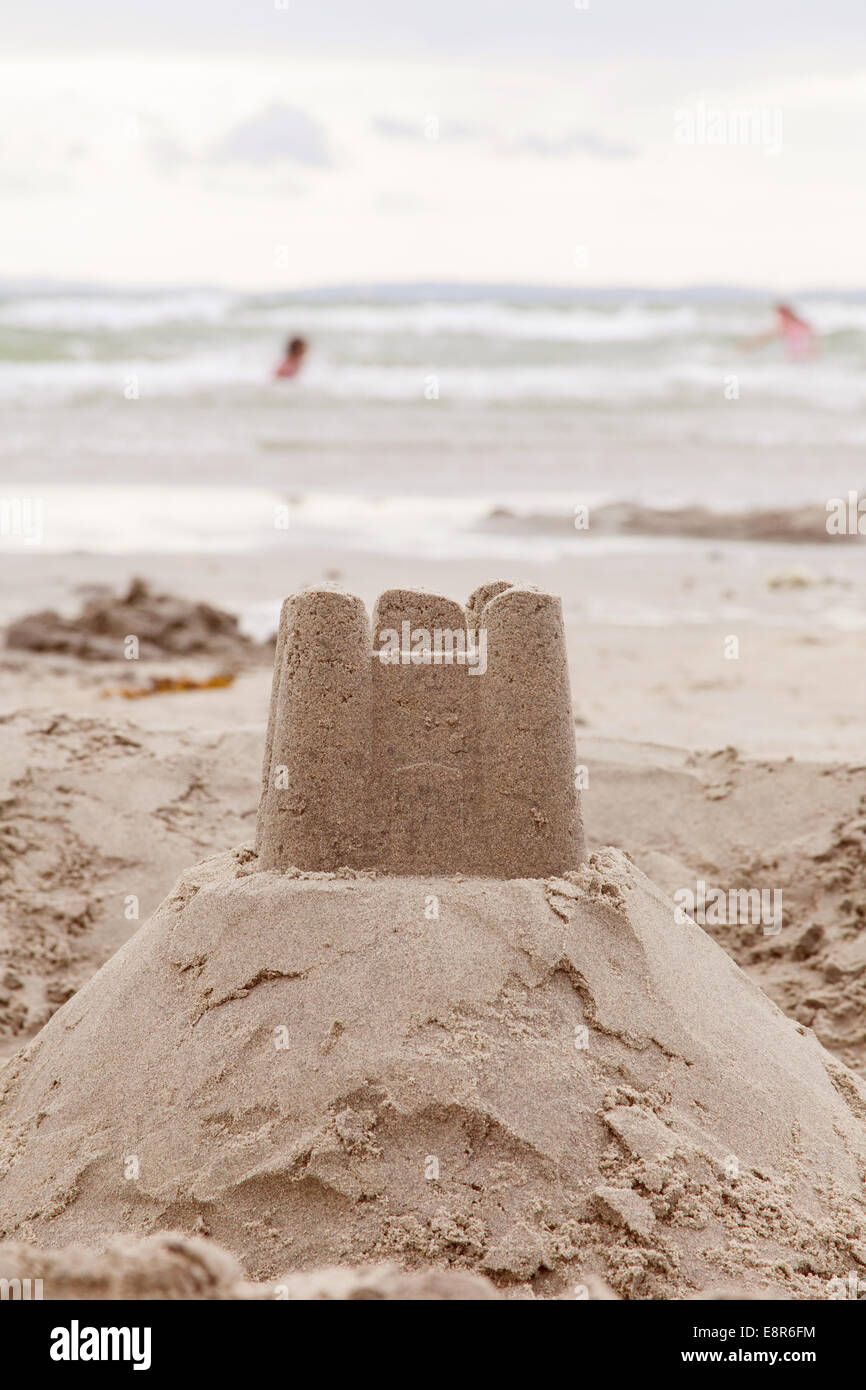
[1,287,865,1301]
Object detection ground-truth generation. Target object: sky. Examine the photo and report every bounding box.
[1,1,864,290]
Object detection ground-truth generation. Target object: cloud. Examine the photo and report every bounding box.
[512,129,638,160]
[373,116,421,140]
[211,104,332,167]
[373,115,636,160]
[372,188,425,213]
[373,116,484,142]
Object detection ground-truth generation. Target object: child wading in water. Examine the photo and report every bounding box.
[743,303,815,360]
[274,336,308,379]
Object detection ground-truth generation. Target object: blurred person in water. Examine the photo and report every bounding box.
[274,336,308,379]
[742,303,815,360]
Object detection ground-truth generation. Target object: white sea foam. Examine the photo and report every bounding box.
[1,288,864,413]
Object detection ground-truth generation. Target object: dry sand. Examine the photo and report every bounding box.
[2,711,863,1080]
[2,845,865,1299]
[258,583,583,875]
[0,710,259,1047]
[0,563,864,1300]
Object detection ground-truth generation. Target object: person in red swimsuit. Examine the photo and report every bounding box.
[274,337,308,379]
[743,304,815,360]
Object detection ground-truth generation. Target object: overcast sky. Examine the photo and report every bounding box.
[1,1,864,289]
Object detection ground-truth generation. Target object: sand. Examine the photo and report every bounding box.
[481,500,866,546]
[0,709,259,1048]
[1,707,865,1082]
[1,843,865,1299]
[0,1232,500,1300]
[588,742,866,1077]
[6,577,261,662]
[258,584,583,876]
[1,565,865,1301]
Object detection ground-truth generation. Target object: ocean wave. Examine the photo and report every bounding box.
[0,289,240,333]
[5,288,866,347]
[1,353,864,413]
[0,291,700,341]
[234,299,705,342]
[1,288,864,443]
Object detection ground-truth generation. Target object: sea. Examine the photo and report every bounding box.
[1,283,864,560]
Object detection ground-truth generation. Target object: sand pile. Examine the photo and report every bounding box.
[6,577,254,661]
[3,708,863,1079]
[1,583,864,1300]
[1,846,865,1297]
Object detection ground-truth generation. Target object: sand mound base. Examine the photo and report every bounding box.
[1,849,865,1298]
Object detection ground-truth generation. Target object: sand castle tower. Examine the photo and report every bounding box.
[256,581,585,877]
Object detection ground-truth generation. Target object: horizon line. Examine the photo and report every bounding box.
[1,276,865,300]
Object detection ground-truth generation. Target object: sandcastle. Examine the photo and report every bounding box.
[2,580,866,1298]
[256,580,586,877]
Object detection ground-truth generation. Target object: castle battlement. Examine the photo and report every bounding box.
[256,581,586,877]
